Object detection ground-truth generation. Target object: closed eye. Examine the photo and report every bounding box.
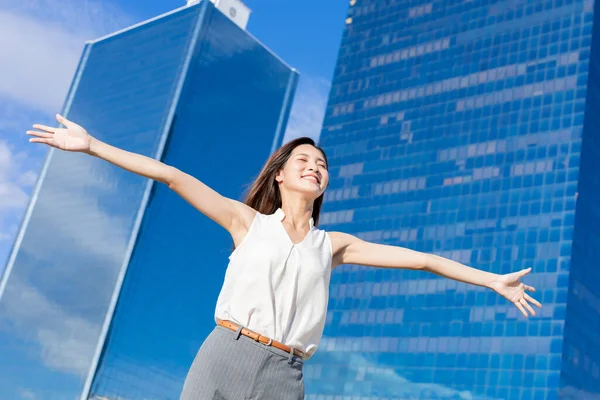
[296,155,327,170]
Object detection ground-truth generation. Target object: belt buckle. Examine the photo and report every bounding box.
[254,333,273,347]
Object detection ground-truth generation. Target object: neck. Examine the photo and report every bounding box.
[279,195,314,229]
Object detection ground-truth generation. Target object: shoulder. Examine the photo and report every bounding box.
[326,231,360,268]
[327,231,358,246]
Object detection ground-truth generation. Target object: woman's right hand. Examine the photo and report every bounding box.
[27,114,92,153]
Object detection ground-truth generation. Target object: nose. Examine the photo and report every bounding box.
[307,166,322,181]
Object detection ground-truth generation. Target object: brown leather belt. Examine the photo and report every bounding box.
[217,319,306,359]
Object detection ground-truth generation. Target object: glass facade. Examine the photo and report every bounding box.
[561,1,600,397]
[0,2,297,400]
[312,0,599,399]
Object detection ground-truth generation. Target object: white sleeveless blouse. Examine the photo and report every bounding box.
[214,208,332,358]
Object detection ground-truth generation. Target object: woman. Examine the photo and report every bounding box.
[28,114,541,399]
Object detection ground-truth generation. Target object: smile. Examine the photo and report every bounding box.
[302,175,320,184]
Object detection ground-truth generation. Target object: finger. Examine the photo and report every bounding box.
[524,284,536,292]
[29,138,55,146]
[525,293,542,308]
[514,301,528,318]
[26,130,53,139]
[520,298,536,316]
[32,124,56,133]
[56,113,72,128]
[519,267,532,278]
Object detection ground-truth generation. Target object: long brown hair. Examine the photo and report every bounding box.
[243,137,328,227]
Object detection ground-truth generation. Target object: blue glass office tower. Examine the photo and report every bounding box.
[0,2,297,399]
[312,0,599,399]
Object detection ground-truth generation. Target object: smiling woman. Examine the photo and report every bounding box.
[26,110,542,399]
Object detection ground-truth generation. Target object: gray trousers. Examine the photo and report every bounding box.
[180,325,305,399]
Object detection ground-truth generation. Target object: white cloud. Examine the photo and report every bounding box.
[0,182,28,210]
[3,276,99,377]
[0,11,84,112]
[18,152,131,267]
[0,0,131,112]
[0,0,131,35]
[0,229,13,241]
[283,74,331,144]
[19,389,37,400]
[17,171,38,186]
[0,140,37,229]
[0,105,47,268]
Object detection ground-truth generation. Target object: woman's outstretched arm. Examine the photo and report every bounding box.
[328,231,542,318]
[27,114,255,234]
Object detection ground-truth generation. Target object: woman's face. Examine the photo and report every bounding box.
[276,144,329,199]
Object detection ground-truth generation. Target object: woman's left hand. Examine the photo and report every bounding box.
[489,267,542,318]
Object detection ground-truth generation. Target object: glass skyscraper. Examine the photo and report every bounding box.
[0,2,297,399]
[312,0,599,399]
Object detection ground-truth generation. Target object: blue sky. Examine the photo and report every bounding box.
[0,0,349,272]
